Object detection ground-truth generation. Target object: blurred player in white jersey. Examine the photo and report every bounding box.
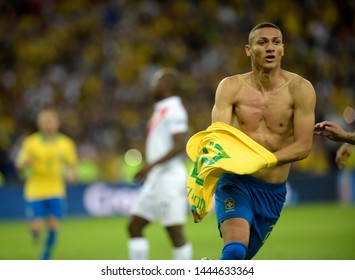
[127,68,192,260]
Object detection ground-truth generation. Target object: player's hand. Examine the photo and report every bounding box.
[191,207,202,223]
[314,121,347,142]
[66,167,77,183]
[16,155,34,170]
[336,143,351,169]
[134,164,153,181]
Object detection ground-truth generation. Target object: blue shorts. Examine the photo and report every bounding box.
[26,198,65,220]
[215,173,287,259]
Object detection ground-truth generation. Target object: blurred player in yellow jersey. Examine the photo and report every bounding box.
[15,108,78,260]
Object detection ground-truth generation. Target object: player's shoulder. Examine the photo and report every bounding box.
[282,70,313,88]
[170,95,188,109]
[217,73,249,93]
[282,70,316,101]
[58,133,76,145]
[220,73,248,84]
[24,132,41,143]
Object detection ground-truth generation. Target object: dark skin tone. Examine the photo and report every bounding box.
[127,69,189,248]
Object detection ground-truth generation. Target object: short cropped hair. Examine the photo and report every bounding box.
[156,68,182,92]
[248,22,282,44]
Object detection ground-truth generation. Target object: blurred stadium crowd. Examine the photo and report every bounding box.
[0,0,354,185]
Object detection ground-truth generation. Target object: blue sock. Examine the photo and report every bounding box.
[220,242,247,260]
[40,229,57,260]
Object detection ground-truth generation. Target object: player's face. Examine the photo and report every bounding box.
[37,110,59,134]
[150,71,166,101]
[245,27,284,70]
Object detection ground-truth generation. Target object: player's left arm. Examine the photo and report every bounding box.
[64,139,78,183]
[273,79,316,165]
[65,164,77,183]
[134,132,187,181]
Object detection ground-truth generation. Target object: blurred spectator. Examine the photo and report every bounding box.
[0,0,354,184]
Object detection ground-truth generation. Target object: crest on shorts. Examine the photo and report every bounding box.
[225,198,235,210]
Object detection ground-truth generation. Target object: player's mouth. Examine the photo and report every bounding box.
[265,55,275,62]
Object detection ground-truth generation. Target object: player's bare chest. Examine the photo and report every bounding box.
[237,84,293,109]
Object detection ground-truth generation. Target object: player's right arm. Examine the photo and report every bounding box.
[211,77,235,125]
[15,139,33,171]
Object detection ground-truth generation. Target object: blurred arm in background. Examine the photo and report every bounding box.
[314,121,354,168]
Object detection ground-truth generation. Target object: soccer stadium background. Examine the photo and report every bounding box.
[0,0,354,260]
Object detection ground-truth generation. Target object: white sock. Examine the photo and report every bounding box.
[128,237,149,260]
[173,243,193,260]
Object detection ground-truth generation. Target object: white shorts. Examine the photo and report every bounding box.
[130,163,189,226]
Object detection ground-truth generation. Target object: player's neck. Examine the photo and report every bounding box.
[40,131,58,142]
[251,68,282,92]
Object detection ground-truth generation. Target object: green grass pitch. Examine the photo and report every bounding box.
[0,203,354,260]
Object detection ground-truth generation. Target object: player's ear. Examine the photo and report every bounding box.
[245,44,251,57]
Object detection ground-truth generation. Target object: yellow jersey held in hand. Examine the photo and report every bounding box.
[186,122,277,221]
